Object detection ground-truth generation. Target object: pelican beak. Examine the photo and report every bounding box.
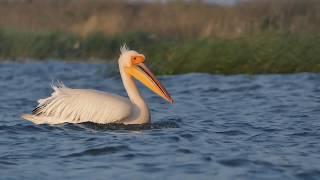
[125,63,174,103]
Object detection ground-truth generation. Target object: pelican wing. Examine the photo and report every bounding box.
[23,85,132,124]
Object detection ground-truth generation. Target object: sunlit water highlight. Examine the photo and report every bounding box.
[0,62,320,180]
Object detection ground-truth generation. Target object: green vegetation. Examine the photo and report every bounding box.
[149,33,320,74]
[0,30,157,60]
[0,30,319,75]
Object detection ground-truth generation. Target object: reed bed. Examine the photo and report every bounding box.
[0,0,318,38]
[0,0,319,74]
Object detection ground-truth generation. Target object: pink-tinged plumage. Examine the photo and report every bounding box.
[22,45,173,125]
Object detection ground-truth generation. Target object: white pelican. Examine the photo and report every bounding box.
[22,45,173,125]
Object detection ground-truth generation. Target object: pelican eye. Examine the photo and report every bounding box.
[131,55,145,65]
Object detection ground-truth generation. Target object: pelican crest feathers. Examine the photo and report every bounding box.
[120,44,129,54]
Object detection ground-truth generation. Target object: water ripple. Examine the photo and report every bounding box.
[62,145,131,157]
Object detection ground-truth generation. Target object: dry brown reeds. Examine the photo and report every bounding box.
[0,0,318,38]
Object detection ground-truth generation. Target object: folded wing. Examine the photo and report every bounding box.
[22,84,132,124]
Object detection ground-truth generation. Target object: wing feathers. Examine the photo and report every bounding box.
[28,85,132,124]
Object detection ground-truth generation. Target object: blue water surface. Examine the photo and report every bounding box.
[0,62,320,180]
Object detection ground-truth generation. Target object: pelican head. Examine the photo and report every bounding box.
[119,45,173,103]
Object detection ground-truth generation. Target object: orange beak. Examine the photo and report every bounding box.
[125,63,174,103]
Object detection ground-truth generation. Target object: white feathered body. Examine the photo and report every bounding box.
[21,45,172,125]
[22,85,136,124]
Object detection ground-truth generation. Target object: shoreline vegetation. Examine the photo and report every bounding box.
[0,0,319,74]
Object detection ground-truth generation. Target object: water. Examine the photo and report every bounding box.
[1,62,320,180]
